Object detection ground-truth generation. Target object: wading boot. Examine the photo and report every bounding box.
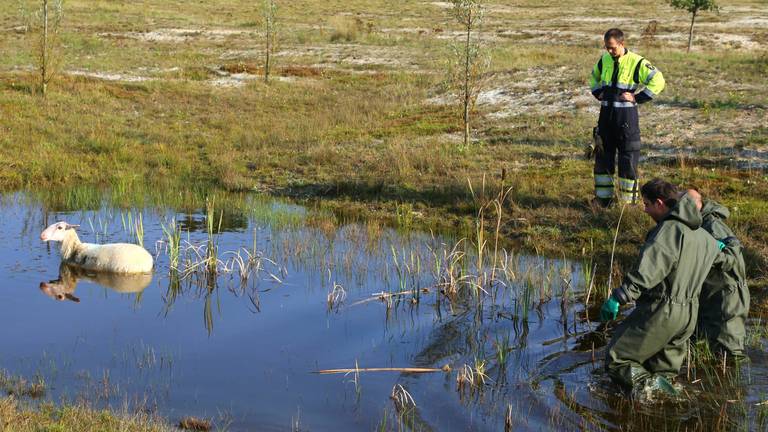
[631,375,680,401]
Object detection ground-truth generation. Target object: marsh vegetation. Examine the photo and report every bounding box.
[0,0,766,430]
[0,189,764,430]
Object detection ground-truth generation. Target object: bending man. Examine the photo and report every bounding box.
[687,189,749,359]
[600,179,740,392]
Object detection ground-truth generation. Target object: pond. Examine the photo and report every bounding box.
[0,192,766,431]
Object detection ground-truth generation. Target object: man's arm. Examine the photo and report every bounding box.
[713,236,742,273]
[590,58,603,100]
[611,239,677,304]
[635,59,665,104]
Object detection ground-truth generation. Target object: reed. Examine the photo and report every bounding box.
[456,358,489,398]
[161,218,182,270]
[390,384,416,412]
[205,197,222,285]
[327,282,347,311]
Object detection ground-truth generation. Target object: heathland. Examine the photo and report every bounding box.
[0,0,766,429]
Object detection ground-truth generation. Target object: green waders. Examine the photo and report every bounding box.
[698,280,749,358]
[607,299,696,389]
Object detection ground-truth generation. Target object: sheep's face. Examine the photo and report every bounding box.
[39,281,80,303]
[40,222,77,242]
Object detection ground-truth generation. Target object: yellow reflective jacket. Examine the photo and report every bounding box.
[589,49,665,106]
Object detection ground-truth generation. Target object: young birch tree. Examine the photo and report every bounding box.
[669,0,718,52]
[262,0,278,83]
[447,0,489,148]
[20,0,65,97]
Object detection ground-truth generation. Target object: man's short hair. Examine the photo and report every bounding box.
[641,178,679,208]
[604,28,625,42]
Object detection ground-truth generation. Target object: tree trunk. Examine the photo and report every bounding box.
[42,0,49,97]
[463,12,471,147]
[687,9,697,52]
[265,29,271,83]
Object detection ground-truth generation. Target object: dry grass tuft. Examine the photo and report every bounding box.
[329,16,375,42]
[178,416,212,431]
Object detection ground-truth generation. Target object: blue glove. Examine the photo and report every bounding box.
[600,297,620,322]
[717,240,726,251]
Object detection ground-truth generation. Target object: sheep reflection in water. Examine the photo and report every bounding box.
[40,263,153,303]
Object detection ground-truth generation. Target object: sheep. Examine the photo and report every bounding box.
[40,221,153,273]
[40,263,153,303]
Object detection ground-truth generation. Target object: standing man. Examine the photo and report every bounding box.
[599,179,740,393]
[589,28,666,207]
[687,189,750,359]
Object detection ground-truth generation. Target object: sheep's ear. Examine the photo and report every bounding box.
[65,224,80,230]
[65,293,80,303]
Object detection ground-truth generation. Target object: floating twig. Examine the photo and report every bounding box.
[315,365,450,375]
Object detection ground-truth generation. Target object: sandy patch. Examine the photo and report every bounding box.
[429,1,452,9]
[273,44,421,69]
[560,17,636,24]
[98,28,258,43]
[494,29,593,45]
[733,17,768,27]
[427,1,526,14]
[708,33,762,49]
[434,29,503,42]
[428,67,600,118]
[209,72,258,88]
[379,27,434,35]
[653,32,761,50]
[67,70,152,82]
[715,17,768,28]
[644,105,767,163]
[208,70,298,88]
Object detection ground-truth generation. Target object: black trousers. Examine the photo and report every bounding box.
[594,105,641,204]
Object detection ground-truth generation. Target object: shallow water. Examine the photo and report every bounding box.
[1,193,766,431]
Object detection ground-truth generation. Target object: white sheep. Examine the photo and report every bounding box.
[40,221,153,273]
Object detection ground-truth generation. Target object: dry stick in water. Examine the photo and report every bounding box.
[316,365,451,374]
[348,289,432,308]
[607,203,628,300]
[584,262,598,318]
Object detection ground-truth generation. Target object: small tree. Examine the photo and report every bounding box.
[20,0,64,97]
[447,0,489,148]
[669,0,718,52]
[262,0,278,83]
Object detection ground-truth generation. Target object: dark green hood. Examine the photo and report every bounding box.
[701,199,730,220]
[664,194,702,230]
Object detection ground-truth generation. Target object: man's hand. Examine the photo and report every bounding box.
[594,91,603,101]
[721,236,742,249]
[619,92,635,102]
[600,297,620,322]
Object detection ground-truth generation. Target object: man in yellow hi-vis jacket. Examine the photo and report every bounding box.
[589,28,665,207]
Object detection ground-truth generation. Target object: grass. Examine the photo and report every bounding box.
[0,397,173,432]
[0,371,45,399]
[0,0,766,428]
[0,55,764,279]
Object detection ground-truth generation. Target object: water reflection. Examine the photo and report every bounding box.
[39,263,153,303]
[1,191,765,431]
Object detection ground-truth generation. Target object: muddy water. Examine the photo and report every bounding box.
[1,193,767,431]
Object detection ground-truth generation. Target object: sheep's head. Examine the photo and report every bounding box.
[40,222,79,242]
[39,281,80,303]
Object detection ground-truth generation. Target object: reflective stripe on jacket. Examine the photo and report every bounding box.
[589,49,666,105]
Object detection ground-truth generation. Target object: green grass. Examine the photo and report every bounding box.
[0,397,173,432]
[0,1,764,287]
